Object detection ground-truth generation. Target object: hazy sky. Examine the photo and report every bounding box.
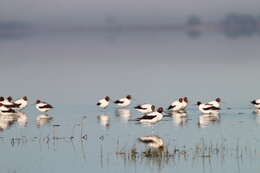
[1,0,260,26]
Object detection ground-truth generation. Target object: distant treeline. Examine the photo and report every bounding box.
[0,13,260,39]
[187,13,260,38]
[0,21,30,31]
[0,21,32,38]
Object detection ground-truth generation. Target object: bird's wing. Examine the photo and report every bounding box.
[39,104,53,109]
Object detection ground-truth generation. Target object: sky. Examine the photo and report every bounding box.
[1,0,260,27]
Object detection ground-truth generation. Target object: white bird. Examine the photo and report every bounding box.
[197,101,220,114]
[13,96,28,110]
[137,107,164,124]
[0,103,16,115]
[0,96,12,106]
[134,104,155,114]
[97,96,110,109]
[207,98,221,108]
[138,136,164,151]
[168,98,183,112]
[114,95,132,107]
[251,99,260,109]
[35,100,53,112]
[0,96,18,109]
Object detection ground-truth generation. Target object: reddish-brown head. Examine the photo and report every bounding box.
[105,96,110,101]
[0,97,4,102]
[157,107,164,113]
[183,97,188,103]
[126,95,132,100]
[197,101,202,106]
[23,96,28,101]
[216,98,221,102]
[36,100,41,104]
[179,98,183,102]
[7,96,12,102]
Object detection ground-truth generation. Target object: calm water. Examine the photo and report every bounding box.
[1,31,260,173]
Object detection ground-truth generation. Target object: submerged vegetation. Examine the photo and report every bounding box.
[116,138,257,167]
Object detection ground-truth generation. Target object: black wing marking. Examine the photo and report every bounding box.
[39,104,53,109]
[1,109,16,113]
[114,100,124,104]
[135,105,146,110]
[5,104,18,108]
[138,138,154,143]
[168,105,175,110]
[252,100,260,105]
[203,106,220,111]
[138,115,157,120]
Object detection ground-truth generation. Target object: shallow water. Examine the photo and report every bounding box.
[1,31,260,172]
[0,105,260,173]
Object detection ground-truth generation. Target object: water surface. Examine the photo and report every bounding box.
[1,32,260,173]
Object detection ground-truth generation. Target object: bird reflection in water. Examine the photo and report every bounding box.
[0,114,16,131]
[15,112,28,127]
[116,109,131,123]
[170,111,188,126]
[98,114,110,128]
[138,135,164,152]
[253,109,260,124]
[198,113,220,128]
[36,114,53,128]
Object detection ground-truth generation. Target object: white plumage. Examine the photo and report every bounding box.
[197,101,220,114]
[137,107,164,124]
[251,99,260,109]
[13,96,28,110]
[168,98,183,112]
[114,95,132,107]
[97,96,110,109]
[207,98,221,108]
[134,104,155,114]
[35,100,53,112]
[0,103,16,115]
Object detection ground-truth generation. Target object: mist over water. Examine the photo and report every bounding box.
[0,32,259,108]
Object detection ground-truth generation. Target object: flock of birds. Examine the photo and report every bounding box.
[97,95,224,124]
[0,96,54,130]
[96,95,260,150]
[96,95,260,125]
[1,95,260,149]
[0,96,53,114]
[0,95,260,129]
